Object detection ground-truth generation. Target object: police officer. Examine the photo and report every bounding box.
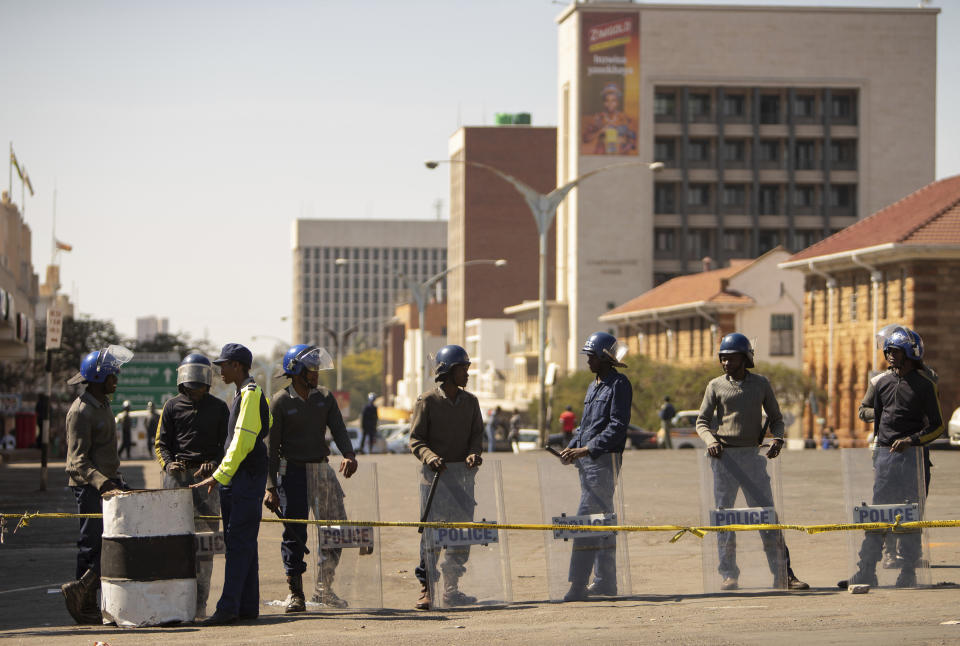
[263,345,358,612]
[60,345,134,624]
[194,343,271,625]
[361,392,378,454]
[841,326,943,589]
[409,344,484,610]
[145,400,160,453]
[560,332,633,601]
[658,396,676,449]
[118,400,133,459]
[154,353,229,619]
[695,333,808,590]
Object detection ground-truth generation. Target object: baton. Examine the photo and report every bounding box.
[273,507,310,555]
[418,470,442,534]
[545,445,563,460]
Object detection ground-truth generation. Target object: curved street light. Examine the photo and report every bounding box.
[426,158,663,445]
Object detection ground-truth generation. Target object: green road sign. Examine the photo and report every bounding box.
[112,356,180,414]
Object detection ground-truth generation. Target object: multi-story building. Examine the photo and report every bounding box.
[445,125,557,345]
[136,316,169,343]
[555,2,937,374]
[0,192,38,361]
[291,219,447,352]
[780,174,960,446]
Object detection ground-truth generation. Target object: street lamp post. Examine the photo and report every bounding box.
[335,257,507,399]
[426,158,664,446]
[323,324,358,391]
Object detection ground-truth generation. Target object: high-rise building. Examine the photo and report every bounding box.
[556,2,937,371]
[291,219,447,351]
[0,192,38,361]
[136,316,169,343]
[445,125,557,345]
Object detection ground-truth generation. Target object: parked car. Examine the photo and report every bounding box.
[513,429,540,452]
[327,426,368,455]
[942,406,960,449]
[546,424,657,450]
[382,423,412,454]
[669,410,707,449]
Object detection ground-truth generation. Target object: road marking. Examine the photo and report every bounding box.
[0,582,62,595]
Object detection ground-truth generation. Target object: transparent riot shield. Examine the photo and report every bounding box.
[538,453,630,601]
[841,447,930,588]
[307,461,382,609]
[419,460,512,608]
[698,446,787,592]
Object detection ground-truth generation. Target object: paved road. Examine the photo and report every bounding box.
[2,449,959,644]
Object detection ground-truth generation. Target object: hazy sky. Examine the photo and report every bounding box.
[2,0,956,358]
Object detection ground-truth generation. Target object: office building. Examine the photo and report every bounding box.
[555,2,937,371]
[136,316,169,343]
[292,219,447,352]
[0,192,38,361]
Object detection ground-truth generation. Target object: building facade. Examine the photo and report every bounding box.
[780,175,960,446]
[555,2,937,374]
[0,192,38,361]
[445,125,557,345]
[292,219,447,352]
[136,316,169,343]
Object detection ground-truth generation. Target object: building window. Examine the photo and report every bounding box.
[722,230,746,254]
[829,140,857,170]
[722,140,746,164]
[722,93,746,119]
[831,93,856,122]
[793,93,816,120]
[686,230,712,258]
[758,230,780,254]
[809,289,816,325]
[654,92,677,120]
[688,184,711,207]
[829,185,855,209]
[722,185,746,208]
[758,140,781,167]
[794,140,816,170]
[688,93,711,121]
[850,275,859,322]
[793,185,816,209]
[760,94,780,124]
[792,230,819,251]
[759,185,780,215]
[655,228,676,257]
[687,139,711,164]
[654,183,676,213]
[770,314,794,356]
[654,138,675,166]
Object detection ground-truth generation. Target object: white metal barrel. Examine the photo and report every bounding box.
[101,489,197,626]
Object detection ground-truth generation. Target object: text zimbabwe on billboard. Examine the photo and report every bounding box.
[580,12,640,156]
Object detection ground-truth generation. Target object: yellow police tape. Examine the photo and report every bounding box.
[4,511,960,544]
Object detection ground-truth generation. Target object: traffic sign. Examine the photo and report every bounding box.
[112,357,179,413]
[46,308,63,350]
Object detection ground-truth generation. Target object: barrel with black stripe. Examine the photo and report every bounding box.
[101,489,197,626]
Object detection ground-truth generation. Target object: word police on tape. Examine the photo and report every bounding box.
[431,523,499,548]
[552,512,617,540]
[853,503,920,530]
[319,525,375,548]
[195,531,225,557]
[711,507,778,526]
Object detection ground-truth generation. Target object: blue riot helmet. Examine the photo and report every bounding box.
[281,345,334,377]
[68,345,135,385]
[580,331,627,367]
[178,353,213,391]
[875,323,908,350]
[718,333,755,369]
[882,326,923,361]
[434,345,471,381]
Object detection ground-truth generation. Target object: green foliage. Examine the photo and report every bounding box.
[317,349,383,419]
[548,356,821,432]
[131,331,216,357]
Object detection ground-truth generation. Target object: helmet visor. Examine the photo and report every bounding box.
[296,347,334,372]
[98,345,134,375]
[875,323,903,350]
[602,341,629,364]
[178,363,212,387]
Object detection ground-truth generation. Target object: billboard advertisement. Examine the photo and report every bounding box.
[580,13,640,156]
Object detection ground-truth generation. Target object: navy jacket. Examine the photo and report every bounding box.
[567,369,633,457]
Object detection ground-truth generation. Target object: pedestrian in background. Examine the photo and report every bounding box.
[559,405,576,441]
[145,400,160,454]
[118,400,133,459]
[361,392,378,454]
[658,396,676,449]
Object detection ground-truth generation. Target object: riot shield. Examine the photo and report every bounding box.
[841,447,930,588]
[307,461,382,609]
[538,453,630,601]
[698,446,787,592]
[419,460,512,608]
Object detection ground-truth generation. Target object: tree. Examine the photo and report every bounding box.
[317,349,382,420]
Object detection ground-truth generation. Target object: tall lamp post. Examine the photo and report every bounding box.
[336,257,507,399]
[426,158,664,446]
[322,324,358,391]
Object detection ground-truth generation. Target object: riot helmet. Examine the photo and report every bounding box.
[580,331,627,367]
[178,353,213,391]
[882,326,923,362]
[718,333,755,369]
[68,345,134,385]
[434,345,470,381]
[281,344,334,377]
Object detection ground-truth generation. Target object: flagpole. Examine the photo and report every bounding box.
[8,142,11,197]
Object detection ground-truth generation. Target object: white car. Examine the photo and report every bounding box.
[513,428,540,452]
[382,424,412,454]
[115,410,158,460]
[948,407,960,448]
[669,410,707,449]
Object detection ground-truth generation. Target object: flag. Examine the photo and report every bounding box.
[55,239,72,252]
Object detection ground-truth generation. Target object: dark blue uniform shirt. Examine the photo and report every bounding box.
[568,369,633,457]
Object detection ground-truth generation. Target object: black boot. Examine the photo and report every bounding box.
[61,569,102,625]
[285,574,306,613]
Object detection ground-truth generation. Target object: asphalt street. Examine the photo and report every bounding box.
[2,449,959,645]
